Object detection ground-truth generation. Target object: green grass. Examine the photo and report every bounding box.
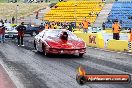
[0,0,23,3]
[0,3,48,19]
[0,0,7,3]
[0,0,59,3]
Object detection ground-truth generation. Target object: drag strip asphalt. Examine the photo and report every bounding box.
[0,37,132,88]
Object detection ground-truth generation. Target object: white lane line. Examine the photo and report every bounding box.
[123,53,127,55]
[117,52,121,54]
[128,54,132,56]
[110,51,115,53]
[0,59,24,88]
[94,48,98,50]
[88,47,132,56]
[100,49,105,50]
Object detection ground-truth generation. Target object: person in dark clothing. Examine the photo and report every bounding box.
[12,16,15,24]
[36,11,39,19]
[63,22,67,29]
[57,22,60,26]
[60,31,68,41]
[0,19,4,24]
[40,0,43,2]
[14,0,17,3]
[0,24,6,43]
[16,22,26,46]
[39,23,44,32]
[102,22,105,30]
[50,22,55,29]
[45,23,49,29]
[120,20,122,24]
[5,19,7,23]
[67,23,72,32]
[128,16,132,19]
[107,19,110,23]
[60,22,63,29]
[112,19,121,40]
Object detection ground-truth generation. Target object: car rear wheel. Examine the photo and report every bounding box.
[42,44,50,57]
[34,40,40,52]
[34,40,36,49]
[79,53,84,57]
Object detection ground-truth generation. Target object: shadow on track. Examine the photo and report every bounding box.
[34,51,83,60]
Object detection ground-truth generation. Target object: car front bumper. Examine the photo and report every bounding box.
[47,48,86,55]
[5,34,18,38]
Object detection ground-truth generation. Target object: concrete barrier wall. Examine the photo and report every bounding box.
[107,40,128,51]
[102,33,129,48]
[74,33,104,48]
[74,32,132,52]
[87,33,104,48]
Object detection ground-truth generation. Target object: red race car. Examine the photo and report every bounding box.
[34,29,86,57]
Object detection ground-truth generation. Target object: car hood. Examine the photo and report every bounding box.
[45,37,86,49]
[5,29,18,33]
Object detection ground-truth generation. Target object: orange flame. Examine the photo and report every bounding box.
[78,66,86,76]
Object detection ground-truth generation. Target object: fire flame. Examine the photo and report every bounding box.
[78,66,86,76]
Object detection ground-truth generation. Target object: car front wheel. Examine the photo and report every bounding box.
[34,40,37,49]
[42,44,50,57]
[79,53,84,57]
[34,40,39,52]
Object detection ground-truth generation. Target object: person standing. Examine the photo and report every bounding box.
[102,22,105,30]
[5,19,7,23]
[50,22,55,29]
[12,16,15,24]
[45,23,49,29]
[38,23,44,32]
[54,22,57,29]
[129,28,132,42]
[0,23,6,43]
[82,17,90,33]
[128,28,132,52]
[36,11,39,19]
[16,22,26,46]
[67,22,72,32]
[79,23,82,31]
[0,19,4,24]
[0,24,2,43]
[62,21,67,29]
[14,0,17,3]
[112,19,121,40]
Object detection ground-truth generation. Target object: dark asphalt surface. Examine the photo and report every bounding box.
[0,36,132,88]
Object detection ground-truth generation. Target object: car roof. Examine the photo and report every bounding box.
[45,29,67,31]
[38,29,69,36]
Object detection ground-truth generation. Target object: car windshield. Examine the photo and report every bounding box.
[45,30,78,40]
